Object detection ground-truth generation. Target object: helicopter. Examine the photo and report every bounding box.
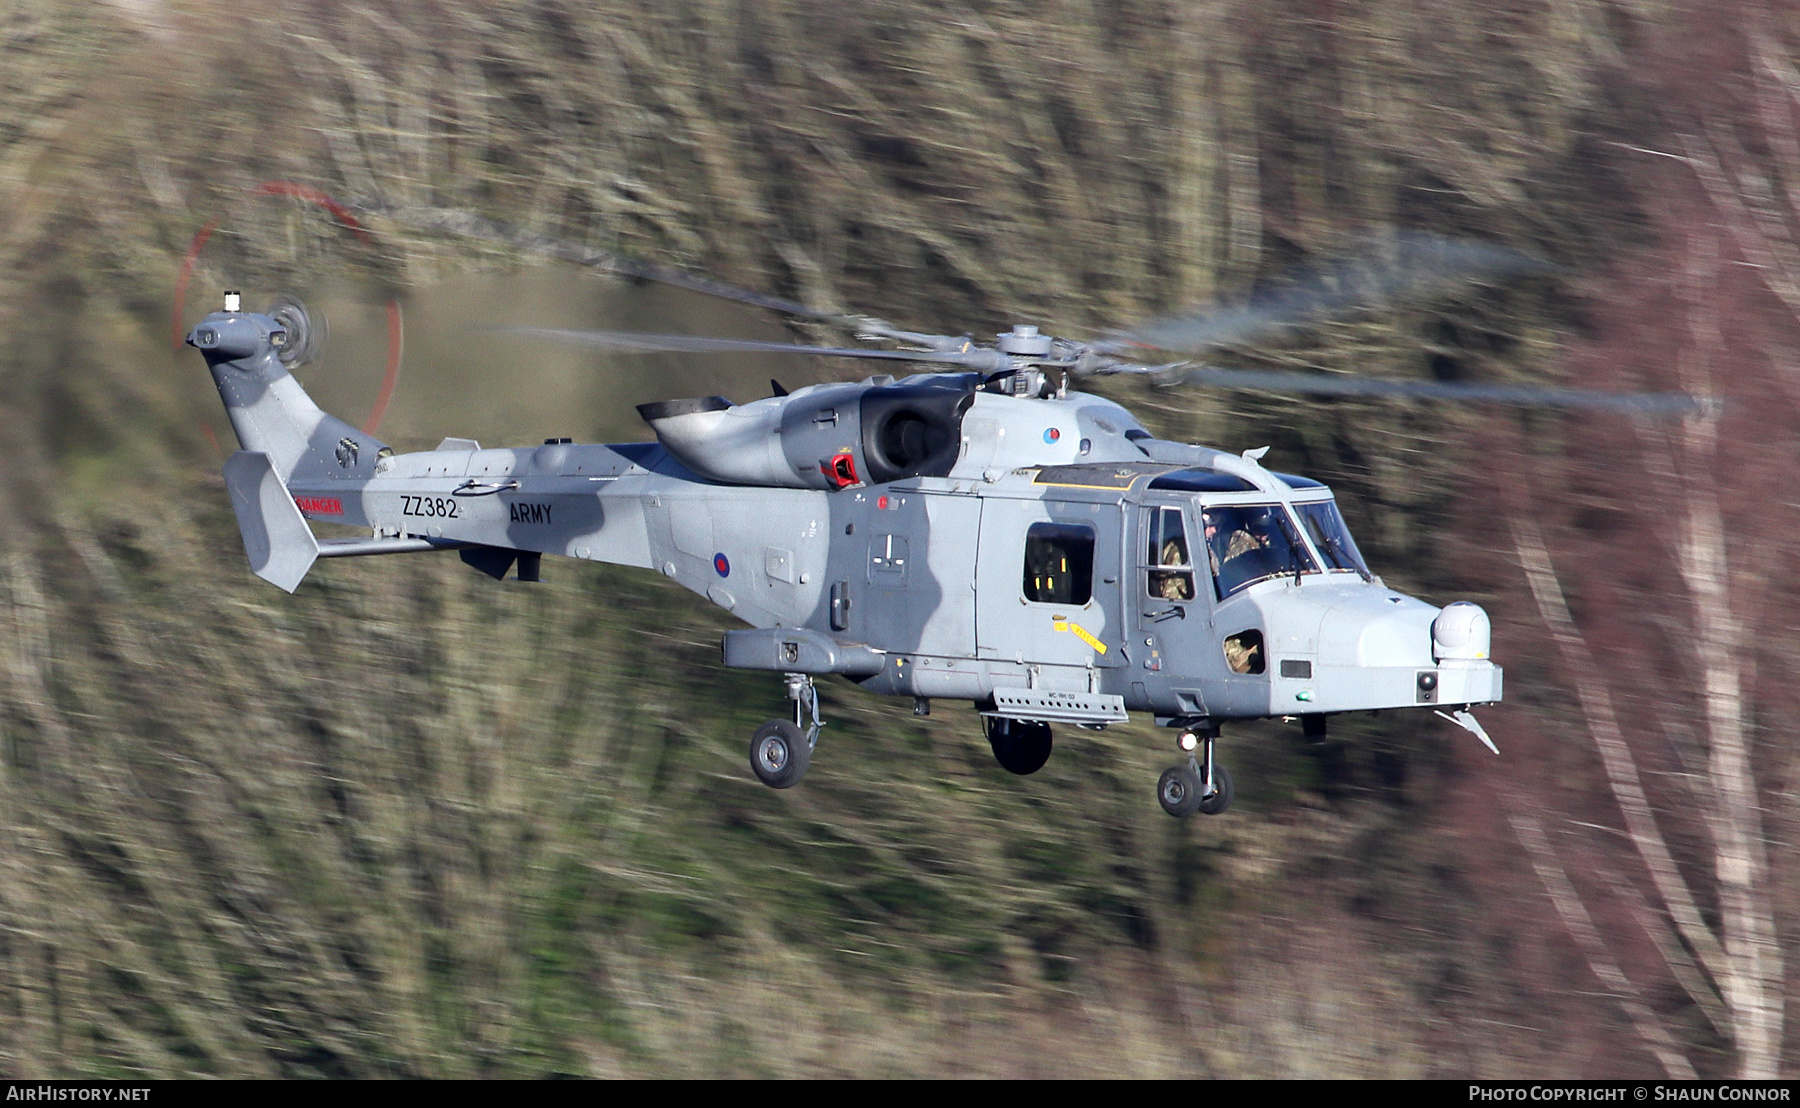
[186,209,1698,816]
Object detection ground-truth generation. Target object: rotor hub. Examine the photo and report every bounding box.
[996,324,1052,357]
[267,295,326,367]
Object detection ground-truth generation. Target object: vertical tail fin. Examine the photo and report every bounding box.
[221,451,319,593]
[187,301,386,484]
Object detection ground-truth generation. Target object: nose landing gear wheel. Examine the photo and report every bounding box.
[986,717,1053,775]
[750,719,811,789]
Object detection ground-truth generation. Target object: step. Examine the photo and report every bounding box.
[983,688,1129,726]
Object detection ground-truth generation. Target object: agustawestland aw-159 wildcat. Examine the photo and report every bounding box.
[187,216,1697,816]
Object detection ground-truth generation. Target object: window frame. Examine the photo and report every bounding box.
[1142,504,1197,602]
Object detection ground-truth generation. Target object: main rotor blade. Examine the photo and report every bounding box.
[506,326,1006,369]
[348,199,973,349]
[1100,233,1552,356]
[350,200,858,322]
[1160,365,1705,414]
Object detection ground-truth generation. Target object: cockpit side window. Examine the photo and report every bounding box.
[1201,504,1318,599]
[1144,506,1195,601]
[1023,522,1095,605]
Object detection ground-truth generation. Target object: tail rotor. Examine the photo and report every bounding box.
[267,295,327,368]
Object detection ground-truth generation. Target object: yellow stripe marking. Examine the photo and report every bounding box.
[1050,615,1107,654]
[1070,622,1107,653]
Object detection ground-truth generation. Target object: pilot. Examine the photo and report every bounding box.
[1203,510,1264,573]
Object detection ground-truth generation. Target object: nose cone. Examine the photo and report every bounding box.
[1317,590,1438,668]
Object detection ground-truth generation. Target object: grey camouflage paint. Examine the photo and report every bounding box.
[191,308,1502,733]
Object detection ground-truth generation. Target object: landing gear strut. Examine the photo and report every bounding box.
[749,673,824,789]
[1158,724,1233,817]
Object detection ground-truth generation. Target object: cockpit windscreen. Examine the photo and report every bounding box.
[1295,501,1371,577]
[1201,504,1319,599]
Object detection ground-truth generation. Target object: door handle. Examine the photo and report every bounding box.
[830,581,852,630]
[1142,605,1187,623]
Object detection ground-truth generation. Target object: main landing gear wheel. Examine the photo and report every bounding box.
[750,719,811,789]
[1158,763,1233,816]
[1159,726,1234,817]
[1199,764,1234,815]
[986,717,1053,775]
[1157,764,1203,816]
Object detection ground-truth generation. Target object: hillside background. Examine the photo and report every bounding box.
[0,0,1795,1077]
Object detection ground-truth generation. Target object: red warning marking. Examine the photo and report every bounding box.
[295,496,343,516]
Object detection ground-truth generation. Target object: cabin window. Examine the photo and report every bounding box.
[1023,522,1094,605]
[1202,504,1318,599]
[1145,506,1195,601]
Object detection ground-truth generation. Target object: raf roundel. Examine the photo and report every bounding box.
[713,552,731,577]
[1043,427,1061,443]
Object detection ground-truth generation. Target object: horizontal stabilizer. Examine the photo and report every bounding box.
[319,537,465,558]
[222,451,320,593]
